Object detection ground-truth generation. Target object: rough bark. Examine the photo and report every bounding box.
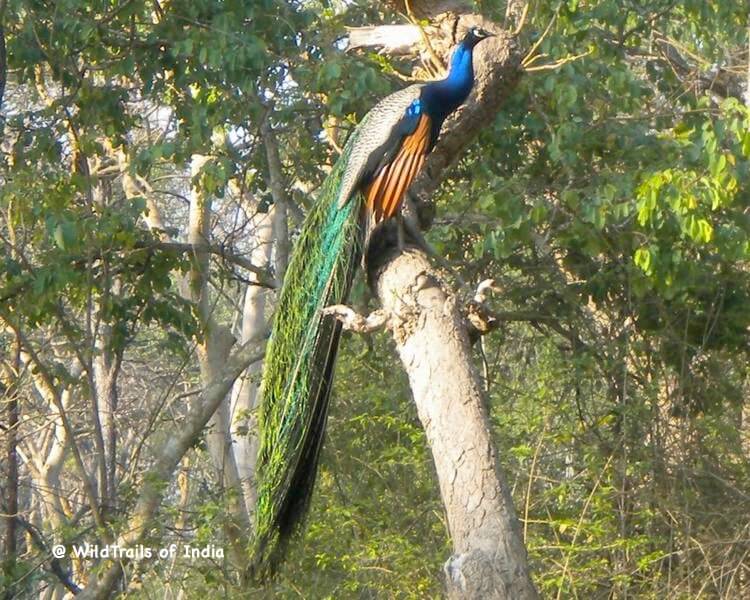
[372,248,538,599]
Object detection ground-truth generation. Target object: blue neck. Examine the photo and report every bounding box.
[423,42,475,125]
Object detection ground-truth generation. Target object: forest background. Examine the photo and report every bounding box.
[1,0,749,598]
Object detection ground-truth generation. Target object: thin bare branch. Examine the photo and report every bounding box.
[525,48,592,72]
[521,4,560,68]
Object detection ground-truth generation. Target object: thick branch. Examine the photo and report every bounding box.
[347,24,422,54]
[372,247,538,599]
[322,305,390,333]
[360,13,533,597]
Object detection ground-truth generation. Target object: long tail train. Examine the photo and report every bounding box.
[250,140,363,575]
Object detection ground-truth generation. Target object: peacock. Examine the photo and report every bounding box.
[251,26,494,575]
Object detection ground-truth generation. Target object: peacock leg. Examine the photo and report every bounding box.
[396,213,406,252]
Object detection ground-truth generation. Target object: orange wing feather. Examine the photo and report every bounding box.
[374,148,410,220]
[384,150,422,219]
[365,114,431,224]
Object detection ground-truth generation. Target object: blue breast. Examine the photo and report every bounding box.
[418,44,474,149]
[419,42,476,145]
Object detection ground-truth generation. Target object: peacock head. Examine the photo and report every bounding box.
[461,26,495,48]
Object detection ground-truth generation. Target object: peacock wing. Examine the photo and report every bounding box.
[336,83,425,208]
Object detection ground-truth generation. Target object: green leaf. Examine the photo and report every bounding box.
[634,247,652,274]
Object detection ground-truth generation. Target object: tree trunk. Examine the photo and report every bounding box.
[187,155,251,563]
[229,204,275,518]
[354,9,533,595]
[372,247,538,599]
[92,337,121,515]
[1,361,19,600]
[260,112,290,279]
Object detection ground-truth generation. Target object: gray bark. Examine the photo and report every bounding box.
[230,205,275,518]
[373,248,538,599]
[260,112,290,280]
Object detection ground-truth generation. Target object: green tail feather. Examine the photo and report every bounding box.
[251,141,363,576]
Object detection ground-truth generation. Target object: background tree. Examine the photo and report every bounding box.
[1,0,748,598]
